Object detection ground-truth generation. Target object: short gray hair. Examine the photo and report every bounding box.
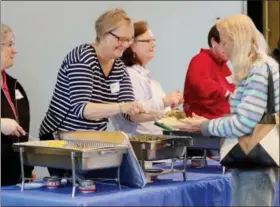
[95,8,132,42]
[1,24,13,42]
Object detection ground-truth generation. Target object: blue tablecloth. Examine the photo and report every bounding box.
[1,160,279,206]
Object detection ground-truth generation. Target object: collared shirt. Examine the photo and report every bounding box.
[111,64,170,135]
[1,70,17,118]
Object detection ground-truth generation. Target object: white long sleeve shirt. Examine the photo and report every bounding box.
[110,64,170,135]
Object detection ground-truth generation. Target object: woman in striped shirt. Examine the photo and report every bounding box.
[176,15,279,206]
[39,8,159,177]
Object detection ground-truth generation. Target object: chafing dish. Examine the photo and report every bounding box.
[129,134,192,160]
[163,131,223,171]
[13,140,127,170]
[163,131,221,150]
[129,134,193,181]
[13,140,128,198]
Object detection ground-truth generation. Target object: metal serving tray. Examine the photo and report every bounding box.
[129,134,193,161]
[13,140,128,170]
[163,131,221,150]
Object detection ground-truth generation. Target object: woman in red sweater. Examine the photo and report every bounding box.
[183,25,235,119]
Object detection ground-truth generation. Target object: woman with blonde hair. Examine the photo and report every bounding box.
[176,14,279,206]
[39,8,163,177]
[1,24,34,185]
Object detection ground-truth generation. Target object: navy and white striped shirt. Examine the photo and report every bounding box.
[39,44,135,136]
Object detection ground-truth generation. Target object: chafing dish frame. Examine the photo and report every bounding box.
[163,130,221,150]
[14,141,128,198]
[163,130,225,173]
[129,134,193,181]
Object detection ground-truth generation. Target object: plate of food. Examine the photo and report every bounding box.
[156,108,190,129]
[157,117,186,128]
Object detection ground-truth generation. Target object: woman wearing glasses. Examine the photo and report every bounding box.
[39,9,161,177]
[111,21,183,135]
[1,24,34,185]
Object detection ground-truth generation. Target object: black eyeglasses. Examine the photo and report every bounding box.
[1,42,15,47]
[135,38,156,44]
[109,32,134,45]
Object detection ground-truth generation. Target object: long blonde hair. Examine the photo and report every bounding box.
[216,15,266,83]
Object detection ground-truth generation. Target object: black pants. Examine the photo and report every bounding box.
[39,133,71,178]
[2,144,33,186]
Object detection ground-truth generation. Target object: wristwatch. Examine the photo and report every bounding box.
[119,102,125,113]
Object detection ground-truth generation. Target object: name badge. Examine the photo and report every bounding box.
[110,82,120,94]
[15,89,24,100]
[226,75,234,84]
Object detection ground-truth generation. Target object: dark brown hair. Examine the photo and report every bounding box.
[272,38,280,64]
[207,25,220,48]
[121,21,148,66]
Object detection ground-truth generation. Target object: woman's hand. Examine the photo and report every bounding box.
[175,113,208,132]
[164,90,184,108]
[120,102,147,116]
[1,118,26,137]
[32,170,36,181]
[146,110,165,120]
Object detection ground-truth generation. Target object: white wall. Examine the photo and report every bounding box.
[2,1,244,138]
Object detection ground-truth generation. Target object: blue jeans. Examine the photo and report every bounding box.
[231,168,279,206]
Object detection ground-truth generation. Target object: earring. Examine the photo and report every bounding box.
[133,53,136,59]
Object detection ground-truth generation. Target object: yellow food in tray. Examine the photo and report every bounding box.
[130,135,163,142]
[45,140,67,148]
[44,140,98,150]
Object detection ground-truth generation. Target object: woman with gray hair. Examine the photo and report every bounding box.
[1,24,34,185]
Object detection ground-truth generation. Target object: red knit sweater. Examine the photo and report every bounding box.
[183,49,235,119]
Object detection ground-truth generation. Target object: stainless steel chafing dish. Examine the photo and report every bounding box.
[129,134,193,181]
[163,131,221,150]
[13,135,128,198]
[129,134,193,160]
[163,130,224,171]
[13,140,127,170]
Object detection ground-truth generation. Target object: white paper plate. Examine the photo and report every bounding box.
[16,182,44,189]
